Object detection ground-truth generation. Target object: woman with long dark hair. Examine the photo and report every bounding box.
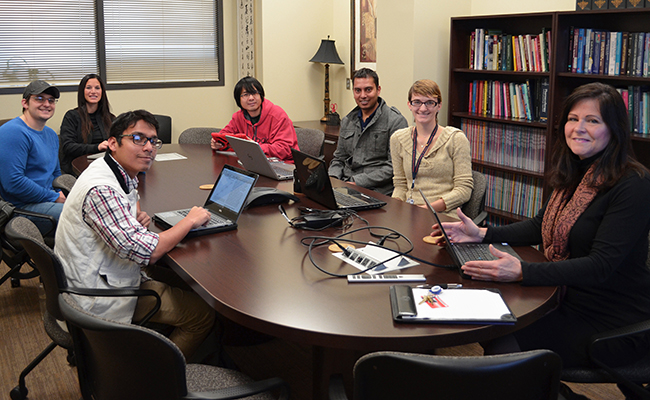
[59,74,115,174]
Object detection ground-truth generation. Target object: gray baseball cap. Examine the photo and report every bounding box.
[22,80,60,100]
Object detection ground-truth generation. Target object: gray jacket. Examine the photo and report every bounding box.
[328,98,408,195]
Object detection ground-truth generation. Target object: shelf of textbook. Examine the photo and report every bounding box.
[449,9,650,224]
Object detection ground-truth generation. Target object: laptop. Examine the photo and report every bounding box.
[291,148,386,211]
[153,165,258,237]
[418,189,521,278]
[228,135,295,181]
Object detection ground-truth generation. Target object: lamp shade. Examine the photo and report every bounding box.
[310,38,344,65]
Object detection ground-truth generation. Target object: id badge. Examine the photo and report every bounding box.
[407,198,414,205]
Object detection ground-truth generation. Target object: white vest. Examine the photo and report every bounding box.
[55,157,141,323]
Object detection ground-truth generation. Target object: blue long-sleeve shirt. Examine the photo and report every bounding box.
[0,117,61,207]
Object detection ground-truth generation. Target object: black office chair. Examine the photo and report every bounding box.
[154,114,172,144]
[329,350,562,400]
[561,232,650,399]
[461,170,488,226]
[5,216,162,400]
[295,127,325,158]
[179,127,220,144]
[59,292,289,400]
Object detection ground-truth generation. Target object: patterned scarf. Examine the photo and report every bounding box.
[541,165,600,262]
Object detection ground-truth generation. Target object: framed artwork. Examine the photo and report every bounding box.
[350,0,377,77]
[237,0,255,78]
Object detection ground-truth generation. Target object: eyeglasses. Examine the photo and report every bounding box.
[240,91,260,99]
[31,95,58,105]
[120,134,163,149]
[409,99,439,108]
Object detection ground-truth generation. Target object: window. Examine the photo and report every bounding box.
[0,0,223,93]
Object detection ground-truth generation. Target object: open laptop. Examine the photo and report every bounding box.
[228,135,295,181]
[291,148,386,211]
[419,189,521,278]
[153,165,258,237]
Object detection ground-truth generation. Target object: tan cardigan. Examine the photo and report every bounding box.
[390,125,473,219]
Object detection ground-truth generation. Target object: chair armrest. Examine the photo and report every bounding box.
[62,288,161,325]
[185,377,289,400]
[328,374,349,400]
[472,210,488,227]
[12,208,57,237]
[53,174,77,196]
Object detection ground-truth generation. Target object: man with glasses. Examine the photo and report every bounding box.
[0,80,65,230]
[55,110,216,360]
[210,76,299,162]
[328,68,407,195]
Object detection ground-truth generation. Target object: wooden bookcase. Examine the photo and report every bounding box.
[448,9,650,224]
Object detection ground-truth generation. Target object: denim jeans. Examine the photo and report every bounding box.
[19,202,64,234]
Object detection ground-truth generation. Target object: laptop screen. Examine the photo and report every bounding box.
[205,165,257,217]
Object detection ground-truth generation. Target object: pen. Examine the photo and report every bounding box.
[416,283,463,289]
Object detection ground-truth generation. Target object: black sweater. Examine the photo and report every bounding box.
[59,108,112,175]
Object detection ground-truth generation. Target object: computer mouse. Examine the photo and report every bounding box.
[244,187,300,208]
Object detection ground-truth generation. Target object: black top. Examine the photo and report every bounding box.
[485,168,650,332]
[59,108,113,175]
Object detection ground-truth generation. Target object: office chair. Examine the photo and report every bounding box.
[329,350,561,400]
[295,127,325,158]
[0,174,76,288]
[461,170,488,226]
[5,216,162,400]
[179,127,220,144]
[561,232,650,399]
[59,292,290,400]
[154,114,173,144]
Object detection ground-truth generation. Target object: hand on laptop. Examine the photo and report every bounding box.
[429,208,486,245]
[461,246,523,282]
[185,206,212,228]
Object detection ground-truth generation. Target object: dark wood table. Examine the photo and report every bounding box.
[73,144,558,399]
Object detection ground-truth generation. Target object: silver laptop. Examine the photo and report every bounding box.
[153,165,258,237]
[419,189,521,278]
[228,135,295,181]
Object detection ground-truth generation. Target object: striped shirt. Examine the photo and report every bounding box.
[81,157,159,266]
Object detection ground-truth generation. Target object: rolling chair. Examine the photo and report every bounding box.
[329,350,562,400]
[5,216,162,400]
[560,232,650,399]
[59,291,289,400]
[295,127,325,158]
[461,170,488,226]
[179,127,220,145]
[0,173,76,288]
[154,114,172,144]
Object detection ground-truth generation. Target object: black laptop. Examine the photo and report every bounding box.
[419,189,521,278]
[153,165,258,237]
[291,148,386,211]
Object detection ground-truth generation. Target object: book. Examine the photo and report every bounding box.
[568,26,575,72]
[539,78,549,123]
[593,0,608,9]
[627,0,644,6]
[584,28,593,73]
[614,31,623,75]
[599,30,608,74]
[577,0,592,9]
[620,31,629,76]
[592,30,603,74]
[608,31,618,75]
[609,0,626,8]
[577,28,585,74]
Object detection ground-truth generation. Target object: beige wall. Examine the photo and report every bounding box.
[0,0,576,142]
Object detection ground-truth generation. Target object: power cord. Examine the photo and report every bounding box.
[278,205,368,231]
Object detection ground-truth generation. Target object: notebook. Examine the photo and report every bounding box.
[228,135,295,181]
[291,148,386,211]
[153,165,258,237]
[418,189,521,278]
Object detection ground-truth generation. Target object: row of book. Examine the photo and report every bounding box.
[461,119,546,174]
[568,28,650,77]
[467,79,549,122]
[617,86,650,135]
[475,167,544,220]
[469,28,551,72]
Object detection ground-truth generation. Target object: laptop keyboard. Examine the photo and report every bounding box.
[271,164,294,178]
[455,244,498,264]
[334,190,367,207]
[177,209,231,227]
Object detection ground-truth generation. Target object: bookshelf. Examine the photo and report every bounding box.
[448,9,650,225]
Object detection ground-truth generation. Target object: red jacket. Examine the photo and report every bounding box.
[221,99,299,162]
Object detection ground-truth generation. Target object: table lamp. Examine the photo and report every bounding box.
[310,36,344,122]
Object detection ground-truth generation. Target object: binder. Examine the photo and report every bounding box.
[389,285,517,325]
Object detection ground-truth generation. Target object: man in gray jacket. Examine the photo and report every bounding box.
[328,68,407,195]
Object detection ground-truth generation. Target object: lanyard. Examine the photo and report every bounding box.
[410,125,438,190]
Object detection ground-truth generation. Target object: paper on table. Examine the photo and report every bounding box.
[332,242,419,274]
[403,288,513,322]
[154,153,187,161]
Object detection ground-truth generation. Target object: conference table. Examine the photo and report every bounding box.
[73,144,557,399]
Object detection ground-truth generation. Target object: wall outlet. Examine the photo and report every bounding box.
[346,78,351,90]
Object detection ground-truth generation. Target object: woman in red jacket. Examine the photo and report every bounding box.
[211,76,299,163]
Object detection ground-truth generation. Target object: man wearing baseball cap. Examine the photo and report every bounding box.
[0,80,65,232]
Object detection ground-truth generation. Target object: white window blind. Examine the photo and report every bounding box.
[0,0,98,88]
[103,0,220,84]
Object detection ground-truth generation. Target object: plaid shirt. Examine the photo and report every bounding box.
[82,156,159,266]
